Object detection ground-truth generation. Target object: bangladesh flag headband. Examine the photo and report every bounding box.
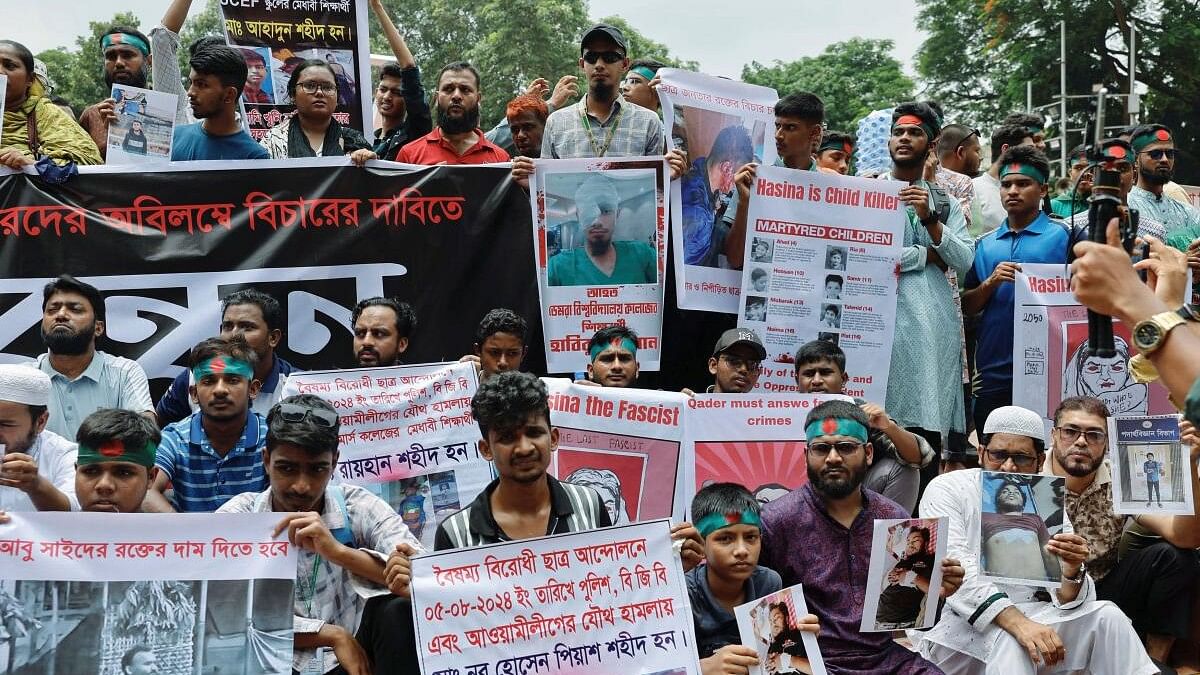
[819,138,854,155]
[999,161,1048,185]
[695,509,763,538]
[805,416,869,442]
[78,439,156,468]
[192,355,254,381]
[893,114,936,141]
[1130,128,1172,153]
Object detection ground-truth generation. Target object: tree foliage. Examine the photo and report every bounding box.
[915,0,1199,181]
[741,38,914,135]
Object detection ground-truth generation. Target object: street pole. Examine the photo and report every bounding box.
[1027,81,1033,112]
[1060,19,1068,175]
[1128,23,1139,124]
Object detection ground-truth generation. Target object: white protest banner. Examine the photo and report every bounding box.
[658,68,779,313]
[544,378,688,522]
[411,519,699,675]
[737,166,904,399]
[1012,263,1176,423]
[0,513,295,675]
[106,83,177,165]
[532,157,669,374]
[735,583,826,675]
[859,516,947,632]
[683,393,848,513]
[1108,415,1195,515]
[281,361,492,550]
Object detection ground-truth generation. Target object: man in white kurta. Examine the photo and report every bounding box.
[911,406,1155,675]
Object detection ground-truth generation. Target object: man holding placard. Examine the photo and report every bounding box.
[914,405,1154,674]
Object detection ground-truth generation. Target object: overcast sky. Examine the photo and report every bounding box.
[18,0,924,78]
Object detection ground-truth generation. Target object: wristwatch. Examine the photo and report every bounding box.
[1132,310,1187,355]
[1063,563,1087,584]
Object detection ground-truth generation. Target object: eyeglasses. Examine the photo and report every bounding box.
[720,355,762,372]
[583,50,625,65]
[983,448,1038,469]
[1140,149,1177,160]
[274,402,339,428]
[297,81,337,95]
[1054,426,1107,446]
[807,441,864,458]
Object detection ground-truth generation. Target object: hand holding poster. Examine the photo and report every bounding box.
[978,471,1069,588]
[1108,415,1196,515]
[737,166,904,399]
[106,84,176,165]
[734,583,826,675]
[410,520,700,675]
[533,157,670,373]
[1013,263,1178,423]
[543,378,688,522]
[219,0,372,138]
[0,513,296,675]
[280,361,493,550]
[657,68,779,313]
[859,517,947,632]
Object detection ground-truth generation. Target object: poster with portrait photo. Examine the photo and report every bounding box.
[658,68,779,314]
[978,471,1069,588]
[734,584,827,675]
[0,513,295,675]
[736,166,904,399]
[859,517,947,632]
[543,378,688,521]
[106,84,177,165]
[682,393,849,515]
[1013,264,1180,427]
[1108,415,1195,515]
[220,0,373,139]
[531,157,669,374]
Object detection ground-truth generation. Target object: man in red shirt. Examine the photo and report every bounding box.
[397,61,509,165]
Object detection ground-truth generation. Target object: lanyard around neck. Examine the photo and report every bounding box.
[580,99,623,157]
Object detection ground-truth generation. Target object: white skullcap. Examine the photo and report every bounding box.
[0,365,52,406]
[983,405,1046,444]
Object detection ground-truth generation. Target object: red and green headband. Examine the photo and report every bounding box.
[819,138,854,155]
[999,161,1048,185]
[1130,128,1172,153]
[695,509,763,538]
[101,32,150,57]
[892,114,936,141]
[805,416,869,442]
[78,439,156,468]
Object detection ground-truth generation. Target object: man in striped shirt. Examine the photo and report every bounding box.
[145,335,268,512]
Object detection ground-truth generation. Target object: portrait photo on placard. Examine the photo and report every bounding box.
[859,517,946,632]
[1108,416,1195,515]
[734,584,827,675]
[979,471,1067,587]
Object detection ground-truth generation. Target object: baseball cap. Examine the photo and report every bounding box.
[580,24,628,53]
[712,328,766,360]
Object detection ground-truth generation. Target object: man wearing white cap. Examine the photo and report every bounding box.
[0,365,78,513]
[911,405,1155,675]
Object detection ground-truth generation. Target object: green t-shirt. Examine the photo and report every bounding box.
[548,240,657,286]
[1050,194,1087,218]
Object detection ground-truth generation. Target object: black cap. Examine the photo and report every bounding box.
[581,24,628,53]
[712,328,767,360]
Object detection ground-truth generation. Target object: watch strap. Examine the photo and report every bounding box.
[1135,310,1186,355]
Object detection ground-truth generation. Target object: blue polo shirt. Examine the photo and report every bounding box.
[155,409,268,513]
[966,211,1069,395]
[155,354,298,426]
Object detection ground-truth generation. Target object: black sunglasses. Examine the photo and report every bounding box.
[1140,148,1177,160]
[956,128,980,150]
[583,50,625,65]
[274,402,339,428]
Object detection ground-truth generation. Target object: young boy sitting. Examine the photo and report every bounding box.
[687,482,820,675]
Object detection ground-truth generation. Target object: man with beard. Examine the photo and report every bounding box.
[396,61,509,165]
[0,366,76,513]
[350,297,415,368]
[156,289,298,426]
[1050,145,1091,218]
[35,275,154,441]
[171,45,269,160]
[548,173,656,286]
[1126,124,1200,256]
[369,0,432,161]
[77,26,153,159]
[1044,395,1200,667]
[757,400,964,674]
[74,408,160,514]
[146,336,267,513]
[1060,139,1170,248]
[913,405,1156,675]
[962,146,1068,433]
[880,103,974,467]
[220,394,423,673]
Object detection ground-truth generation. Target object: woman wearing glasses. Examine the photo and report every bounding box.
[259,59,376,165]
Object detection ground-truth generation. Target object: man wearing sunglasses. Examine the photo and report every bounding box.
[913,404,1154,675]
[757,400,964,675]
[219,394,424,674]
[1125,124,1200,269]
[1059,139,1170,246]
[146,336,267,513]
[1044,395,1200,669]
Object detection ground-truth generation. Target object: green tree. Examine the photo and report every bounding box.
[35,12,142,114]
[178,0,224,76]
[741,38,914,134]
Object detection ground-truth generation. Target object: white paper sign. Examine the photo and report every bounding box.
[1108,415,1195,515]
[737,166,904,400]
[859,516,947,632]
[658,68,779,314]
[411,520,700,675]
[735,583,827,675]
[107,83,178,164]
